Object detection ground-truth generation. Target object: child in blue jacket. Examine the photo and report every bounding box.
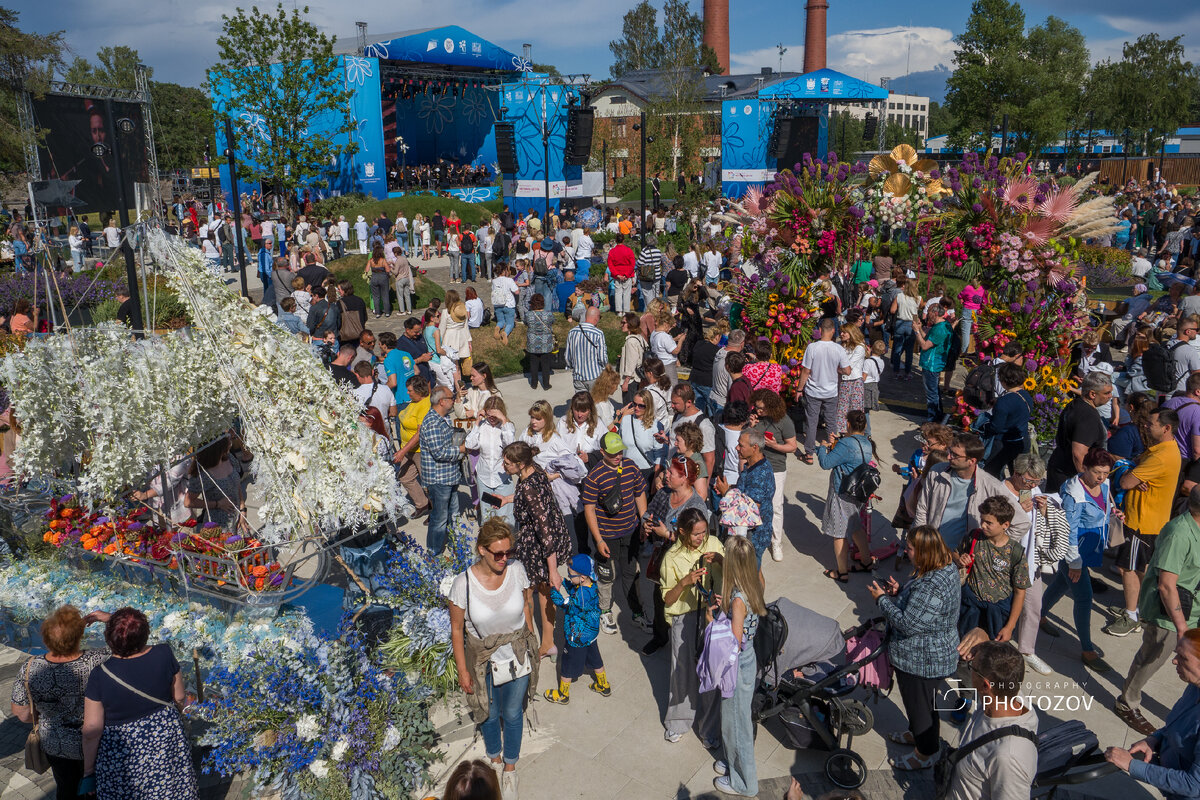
[544,554,611,703]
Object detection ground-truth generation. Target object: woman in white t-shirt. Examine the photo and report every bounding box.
[650,312,684,387]
[447,519,536,790]
[682,244,701,279]
[889,279,923,379]
[491,264,519,344]
[447,232,462,283]
[835,325,867,434]
[556,392,605,460]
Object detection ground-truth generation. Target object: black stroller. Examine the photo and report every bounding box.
[751,598,889,790]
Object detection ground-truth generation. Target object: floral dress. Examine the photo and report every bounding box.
[835,344,866,433]
[12,651,108,759]
[512,469,573,585]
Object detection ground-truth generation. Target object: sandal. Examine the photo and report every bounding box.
[823,569,849,583]
[850,558,877,573]
[798,452,814,465]
[889,750,938,771]
[887,730,916,746]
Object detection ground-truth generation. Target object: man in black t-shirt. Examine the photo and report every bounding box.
[1045,372,1113,493]
[431,211,445,257]
[327,344,357,388]
[115,288,136,327]
[297,258,329,290]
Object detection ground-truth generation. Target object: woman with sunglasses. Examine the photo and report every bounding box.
[448,518,540,800]
[642,456,711,655]
[497,442,572,661]
[618,389,668,487]
[1040,447,1119,674]
[660,508,724,747]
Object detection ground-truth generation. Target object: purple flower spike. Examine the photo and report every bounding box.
[96,517,109,524]
[127,522,144,531]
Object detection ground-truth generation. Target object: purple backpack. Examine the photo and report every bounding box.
[697,612,741,698]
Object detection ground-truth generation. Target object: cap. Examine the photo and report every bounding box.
[569,553,595,580]
[601,432,625,454]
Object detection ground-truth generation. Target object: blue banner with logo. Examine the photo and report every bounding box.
[721,99,776,199]
[498,74,582,216]
[387,186,500,203]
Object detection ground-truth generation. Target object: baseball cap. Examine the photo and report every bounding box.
[569,553,595,580]
[601,432,626,454]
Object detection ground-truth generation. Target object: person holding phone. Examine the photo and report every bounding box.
[618,389,668,486]
[465,396,515,526]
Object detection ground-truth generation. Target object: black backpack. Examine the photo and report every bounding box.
[533,252,550,277]
[962,361,999,410]
[1144,340,1186,393]
[838,436,881,503]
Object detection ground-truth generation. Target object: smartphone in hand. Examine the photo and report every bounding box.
[481,493,502,507]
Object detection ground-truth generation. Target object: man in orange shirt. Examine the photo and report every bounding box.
[1106,407,1183,637]
[618,216,633,236]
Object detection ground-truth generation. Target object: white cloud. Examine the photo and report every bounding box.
[729,25,956,83]
[1093,12,1200,63]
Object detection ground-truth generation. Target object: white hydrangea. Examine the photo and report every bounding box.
[439,574,457,599]
[296,714,321,741]
[308,759,329,779]
[331,739,348,762]
[381,725,402,752]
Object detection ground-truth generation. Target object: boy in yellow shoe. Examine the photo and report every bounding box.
[544,554,610,703]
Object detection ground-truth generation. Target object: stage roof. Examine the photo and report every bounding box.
[758,69,888,102]
[360,26,528,72]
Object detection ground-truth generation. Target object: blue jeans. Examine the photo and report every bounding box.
[692,384,714,417]
[397,232,408,253]
[721,646,758,795]
[959,309,974,349]
[922,368,943,422]
[533,276,553,311]
[958,582,1013,640]
[891,321,915,374]
[460,252,476,282]
[495,306,516,336]
[71,250,85,271]
[423,482,459,555]
[1042,562,1096,652]
[482,671,529,765]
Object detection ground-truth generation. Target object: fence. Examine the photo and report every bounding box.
[1100,157,1200,187]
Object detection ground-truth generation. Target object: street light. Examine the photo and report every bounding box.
[633,113,655,246]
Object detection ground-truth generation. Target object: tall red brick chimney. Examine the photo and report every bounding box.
[703,0,730,76]
[803,0,828,74]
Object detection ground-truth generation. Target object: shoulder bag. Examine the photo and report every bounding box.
[338,299,364,341]
[100,663,173,708]
[22,659,49,774]
[933,724,1038,799]
[465,573,531,687]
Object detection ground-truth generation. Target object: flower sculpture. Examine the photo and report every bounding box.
[869,143,949,199]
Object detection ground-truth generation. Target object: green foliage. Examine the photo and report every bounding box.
[313,194,497,230]
[609,0,663,77]
[1077,244,1133,286]
[89,298,120,324]
[928,101,956,138]
[149,82,216,173]
[64,45,143,89]
[945,0,1026,152]
[310,192,372,221]
[1088,34,1198,158]
[0,7,65,174]
[612,174,641,199]
[211,4,355,216]
[146,294,192,329]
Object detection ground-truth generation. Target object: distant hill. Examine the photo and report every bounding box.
[886,65,950,104]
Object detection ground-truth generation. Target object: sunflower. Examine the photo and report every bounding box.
[1040,366,1052,378]
[1023,378,1038,391]
[1045,376,1058,387]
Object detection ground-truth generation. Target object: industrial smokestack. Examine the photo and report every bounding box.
[703,0,730,76]
[803,0,828,73]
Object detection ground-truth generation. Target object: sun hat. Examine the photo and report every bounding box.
[601,432,626,454]
[450,302,467,322]
[356,215,365,223]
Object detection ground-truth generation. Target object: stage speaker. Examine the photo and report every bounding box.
[495,123,519,174]
[772,115,820,167]
[563,107,594,166]
[862,114,878,142]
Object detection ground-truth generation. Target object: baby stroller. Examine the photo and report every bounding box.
[751,598,889,790]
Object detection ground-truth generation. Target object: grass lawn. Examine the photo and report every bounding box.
[326,195,502,228]
[617,182,679,204]
[327,256,624,378]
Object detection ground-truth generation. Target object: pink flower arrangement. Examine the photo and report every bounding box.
[944,237,968,267]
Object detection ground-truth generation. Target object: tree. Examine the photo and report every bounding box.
[609,0,663,78]
[1089,34,1197,158]
[1008,16,1089,157]
[928,101,956,137]
[210,3,355,215]
[150,82,216,173]
[63,46,145,90]
[944,0,1025,152]
[0,6,64,175]
[828,112,867,160]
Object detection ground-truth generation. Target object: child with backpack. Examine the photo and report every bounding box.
[956,495,1030,643]
[863,340,886,435]
[544,554,611,704]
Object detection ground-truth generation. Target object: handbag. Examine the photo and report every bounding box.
[22,659,49,774]
[465,573,531,687]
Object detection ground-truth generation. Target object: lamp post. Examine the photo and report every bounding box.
[97,100,144,335]
[223,117,250,299]
[602,139,608,202]
[633,111,655,246]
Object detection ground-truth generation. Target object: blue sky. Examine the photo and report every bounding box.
[20,0,1199,103]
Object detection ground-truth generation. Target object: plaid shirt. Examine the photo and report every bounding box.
[418,410,460,486]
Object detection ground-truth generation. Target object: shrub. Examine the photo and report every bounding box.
[89,298,121,324]
[1077,244,1133,287]
[310,192,372,221]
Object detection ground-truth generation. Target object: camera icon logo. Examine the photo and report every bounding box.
[934,678,978,712]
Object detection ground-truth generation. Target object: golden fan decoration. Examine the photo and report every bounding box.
[869,144,950,198]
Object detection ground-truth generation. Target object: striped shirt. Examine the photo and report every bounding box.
[636,246,665,282]
[564,322,607,383]
[580,458,647,539]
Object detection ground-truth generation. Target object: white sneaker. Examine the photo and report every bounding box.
[501,769,518,800]
[1023,653,1052,675]
[771,542,783,561]
[665,730,684,743]
[713,759,728,776]
[599,611,617,635]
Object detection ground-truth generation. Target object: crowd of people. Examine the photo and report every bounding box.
[15,175,1200,800]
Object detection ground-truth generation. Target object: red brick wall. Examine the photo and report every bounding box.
[803,0,829,73]
[704,0,730,76]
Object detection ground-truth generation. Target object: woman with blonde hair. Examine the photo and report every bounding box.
[591,365,621,432]
[867,525,959,770]
[713,536,767,796]
[640,356,673,427]
[520,400,575,471]
[835,324,867,433]
[617,388,667,484]
[68,226,85,273]
[439,289,473,381]
[650,311,684,387]
[889,278,923,379]
[557,391,604,461]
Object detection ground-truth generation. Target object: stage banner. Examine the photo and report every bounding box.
[386,186,501,203]
[721,99,776,199]
[499,75,580,216]
[211,55,388,204]
[392,84,499,173]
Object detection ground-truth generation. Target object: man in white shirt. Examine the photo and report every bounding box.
[1130,247,1153,278]
[337,215,350,250]
[353,360,394,421]
[796,318,851,459]
[575,228,595,262]
[701,244,722,285]
[945,639,1038,800]
[103,221,121,250]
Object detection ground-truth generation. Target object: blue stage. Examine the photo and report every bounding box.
[721,68,887,198]
[387,186,500,203]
